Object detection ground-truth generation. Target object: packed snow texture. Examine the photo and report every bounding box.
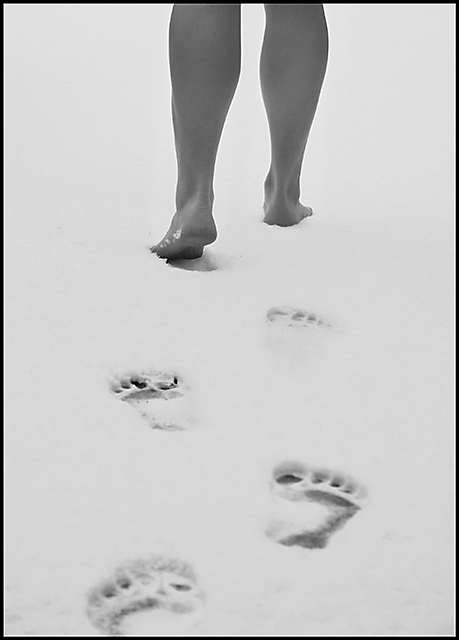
[5,4,454,636]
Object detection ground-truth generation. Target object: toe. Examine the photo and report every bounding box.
[266,307,289,322]
[310,469,331,484]
[291,310,308,321]
[329,473,346,489]
[130,378,148,390]
[109,380,123,393]
[115,572,134,591]
[101,581,119,599]
[276,472,304,485]
[341,478,358,494]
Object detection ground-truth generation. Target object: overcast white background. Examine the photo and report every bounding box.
[5,4,455,636]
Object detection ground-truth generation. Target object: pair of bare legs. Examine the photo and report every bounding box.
[151,4,329,260]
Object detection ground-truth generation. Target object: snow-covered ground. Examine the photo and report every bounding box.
[5,4,455,636]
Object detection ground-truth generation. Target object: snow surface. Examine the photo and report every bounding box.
[5,3,455,636]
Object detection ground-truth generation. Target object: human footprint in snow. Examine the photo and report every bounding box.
[108,369,196,430]
[87,554,205,636]
[267,460,368,549]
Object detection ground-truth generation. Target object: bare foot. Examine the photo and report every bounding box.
[150,204,217,261]
[263,198,313,227]
[263,177,313,226]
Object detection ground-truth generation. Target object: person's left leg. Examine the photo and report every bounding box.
[152,4,241,260]
[260,4,328,227]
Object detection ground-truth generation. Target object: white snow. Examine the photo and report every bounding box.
[5,3,455,636]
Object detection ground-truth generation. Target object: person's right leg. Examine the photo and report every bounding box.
[261,4,329,226]
[151,4,241,260]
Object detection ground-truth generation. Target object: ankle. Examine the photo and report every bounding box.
[176,183,214,212]
[264,172,300,204]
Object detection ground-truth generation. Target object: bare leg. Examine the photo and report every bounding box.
[151,4,241,260]
[261,4,328,226]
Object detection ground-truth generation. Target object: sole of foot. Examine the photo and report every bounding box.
[108,369,195,431]
[150,212,217,261]
[266,460,368,549]
[151,244,205,261]
[86,554,205,636]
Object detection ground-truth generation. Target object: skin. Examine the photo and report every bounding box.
[151,4,329,260]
